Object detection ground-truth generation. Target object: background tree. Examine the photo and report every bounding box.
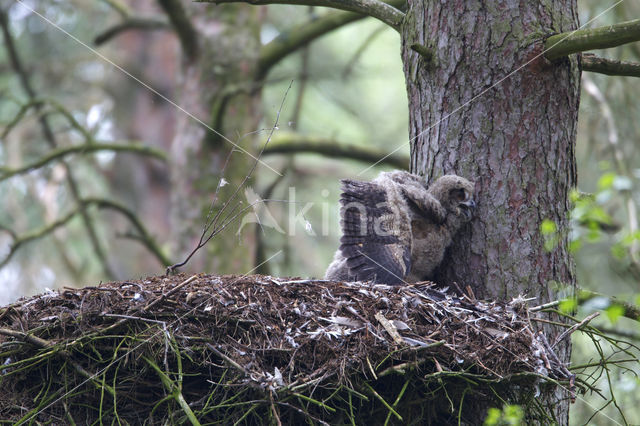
[1,0,640,423]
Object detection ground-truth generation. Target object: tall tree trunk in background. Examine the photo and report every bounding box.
[402,0,580,422]
[169,5,262,273]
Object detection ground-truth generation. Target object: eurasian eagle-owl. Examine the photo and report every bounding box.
[325,171,475,284]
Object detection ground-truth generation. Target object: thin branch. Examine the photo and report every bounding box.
[544,18,640,61]
[552,312,600,348]
[198,0,405,30]
[0,143,167,181]
[167,82,295,273]
[94,17,169,46]
[157,0,200,61]
[262,132,409,169]
[581,53,640,77]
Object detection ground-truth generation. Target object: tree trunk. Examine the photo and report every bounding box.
[402,0,580,423]
[169,5,262,273]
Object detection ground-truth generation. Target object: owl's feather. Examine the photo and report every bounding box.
[325,171,475,284]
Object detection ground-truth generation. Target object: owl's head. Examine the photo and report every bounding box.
[430,175,476,221]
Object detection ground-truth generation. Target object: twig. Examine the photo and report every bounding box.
[167,81,294,273]
[552,312,600,348]
[374,311,404,345]
[362,382,402,421]
[206,343,249,377]
[0,328,53,348]
[530,300,561,312]
[142,275,199,312]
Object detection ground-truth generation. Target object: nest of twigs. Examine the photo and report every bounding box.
[0,273,574,424]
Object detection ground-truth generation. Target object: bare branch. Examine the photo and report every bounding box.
[94,17,169,46]
[544,18,640,61]
[157,0,200,61]
[198,0,405,30]
[581,53,640,78]
[263,132,409,169]
[0,143,167,182]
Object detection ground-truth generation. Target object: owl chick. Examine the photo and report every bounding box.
[325,171,475,284]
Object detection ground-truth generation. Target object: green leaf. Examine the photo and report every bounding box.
[559,298,577,314]
[598,172,616,190]
[569,239,582,253]
[484,408,501,426]
[540,219,557,235]
[611,243,627,259]
[483,405,523,426]
[605,304,625,324]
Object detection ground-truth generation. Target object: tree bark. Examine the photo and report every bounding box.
[402,0,580,423]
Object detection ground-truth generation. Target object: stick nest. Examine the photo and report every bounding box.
[0,273,573,424]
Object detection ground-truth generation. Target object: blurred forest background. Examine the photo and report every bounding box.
[1,0,640,423]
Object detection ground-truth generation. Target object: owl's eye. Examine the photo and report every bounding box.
[450,188,467,202]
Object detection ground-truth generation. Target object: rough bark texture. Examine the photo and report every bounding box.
[401,0,580,423]
[169,5,262,273]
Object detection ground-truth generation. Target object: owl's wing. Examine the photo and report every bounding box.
[338,179,412,284]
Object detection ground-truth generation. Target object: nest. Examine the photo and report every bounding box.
[0,273,574,424]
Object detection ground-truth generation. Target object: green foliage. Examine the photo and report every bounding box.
[603,304,625,324]
[559,297,578,314]
[483,404,524,426]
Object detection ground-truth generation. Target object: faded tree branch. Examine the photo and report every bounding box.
[0,10,116,280]
[157,0,200,61]
[84,198,172,267]
[263,132,409,169]
[258,11,365,79]
[94,17,169,45]
[0,198,171,270]
[581,53,640,78]
[544,18,640,61]
[0,143,167,181]
[257,0,404,78]
[198,0,405,30]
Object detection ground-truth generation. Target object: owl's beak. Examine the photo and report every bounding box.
[459,199,476,220]
[461,199,476,209]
